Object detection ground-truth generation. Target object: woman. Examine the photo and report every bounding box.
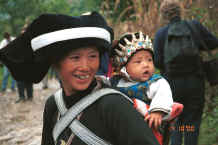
[0,12,160,145]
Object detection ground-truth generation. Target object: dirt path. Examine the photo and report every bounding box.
[0,79,60,145]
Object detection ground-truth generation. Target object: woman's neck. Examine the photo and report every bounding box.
[63,79,98,97]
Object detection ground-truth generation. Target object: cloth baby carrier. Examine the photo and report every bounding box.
[52,88,132,145]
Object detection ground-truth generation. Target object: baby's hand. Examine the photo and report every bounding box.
[144,111,164,130]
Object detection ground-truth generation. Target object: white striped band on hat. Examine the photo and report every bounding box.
[31,27,111,51]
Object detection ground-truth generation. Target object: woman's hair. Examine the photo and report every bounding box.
[160,0,183,22]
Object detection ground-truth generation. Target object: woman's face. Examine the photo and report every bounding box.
[57,47,100,96]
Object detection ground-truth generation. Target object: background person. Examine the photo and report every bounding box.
[153,0,218,145]
[0,32,16,93]
[15,25,33,103]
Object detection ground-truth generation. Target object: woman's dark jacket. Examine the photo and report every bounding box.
[41,80,160,145]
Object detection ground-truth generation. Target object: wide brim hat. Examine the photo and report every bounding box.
[0,11,113,83]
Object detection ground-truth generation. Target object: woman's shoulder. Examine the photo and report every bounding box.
[45,94,56,105]
[95,88,133,110]
[44,94,58,115]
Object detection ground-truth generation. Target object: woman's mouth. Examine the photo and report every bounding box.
[74,74,90,80]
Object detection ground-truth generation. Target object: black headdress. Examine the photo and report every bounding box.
[0,12,113,83]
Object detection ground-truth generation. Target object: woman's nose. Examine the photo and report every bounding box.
[80,57,89,65]
[79,58,89,70]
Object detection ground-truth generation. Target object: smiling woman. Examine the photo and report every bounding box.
[56,47,100,96]
[0,12,160,145]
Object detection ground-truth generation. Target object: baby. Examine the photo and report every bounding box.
[98,32,183,144]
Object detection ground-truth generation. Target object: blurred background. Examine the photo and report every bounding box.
[0,0,217,144]
[1,0,218,39]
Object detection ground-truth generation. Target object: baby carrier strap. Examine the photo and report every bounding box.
[54,89,67,116]
[53,88,132,145]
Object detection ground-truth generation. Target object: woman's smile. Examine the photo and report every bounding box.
[73,74,90,80]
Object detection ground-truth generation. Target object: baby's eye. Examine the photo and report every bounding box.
[148,58,153,62]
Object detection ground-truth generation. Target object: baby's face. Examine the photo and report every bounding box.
[126,50,155,82]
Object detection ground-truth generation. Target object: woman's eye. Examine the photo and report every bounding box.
[134,61,141,63]
[88,53,99,59]
[69,56,79,60]
[89,54,97,58]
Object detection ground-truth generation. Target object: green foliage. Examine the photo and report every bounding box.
[100,0,134,22]
[0,0,43,35]
[190,7,207,20]
[0,0,73,36]
[199,94,218,145]
[41,0,72,14]
[70,0,102,16]
[187,6,218,36]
